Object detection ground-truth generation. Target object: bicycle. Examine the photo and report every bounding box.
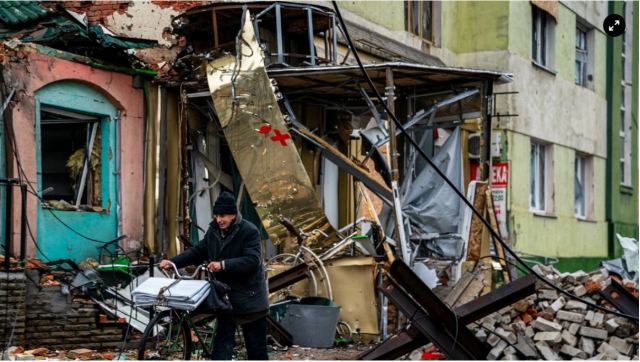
[137,262,218,360]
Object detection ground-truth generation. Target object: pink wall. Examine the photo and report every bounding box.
[4,49,145,258]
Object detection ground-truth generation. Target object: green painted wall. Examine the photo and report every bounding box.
[35,81,119,263]
[337,1,405,32]
[443,1,509,54]
[594,31,608,98]
[507,1,532,59]
[508,131,608,258]
[606,1,639,257]
[0,117,5,253]
[555,5,575,82]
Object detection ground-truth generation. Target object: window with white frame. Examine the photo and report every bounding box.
[531,5,555,69]
[574,154,593,219]
[620,2,633,187]
[575,25,587,86]
[530,141,550,212]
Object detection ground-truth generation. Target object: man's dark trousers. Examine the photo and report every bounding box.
[211,314,268,360]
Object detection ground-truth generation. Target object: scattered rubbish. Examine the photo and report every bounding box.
[470,264,639,360]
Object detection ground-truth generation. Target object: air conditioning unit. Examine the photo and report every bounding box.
[468,133,481,159]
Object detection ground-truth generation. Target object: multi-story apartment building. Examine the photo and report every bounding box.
[607,1,639,257]
[340,1,637,271]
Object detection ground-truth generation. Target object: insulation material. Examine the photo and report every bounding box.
[206,10,337,252]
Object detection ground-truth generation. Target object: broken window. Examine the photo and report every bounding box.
[531,5,555,69]
[574,154,585,217]
[575,24,587,86]
[40,106,102,211]
[530,141,547,212]
[574,153,593,219]
[406,1,432,42]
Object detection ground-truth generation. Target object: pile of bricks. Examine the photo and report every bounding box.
[471,265,639,360]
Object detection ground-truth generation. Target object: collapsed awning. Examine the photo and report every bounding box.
[267,62,513,97]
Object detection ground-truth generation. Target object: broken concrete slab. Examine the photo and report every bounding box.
[487,340,508,360]
[564,300,587,311]
[532,317,562,332]
[573,285,587,297]
[579,337,595,356]
[533,331,562,344]
[514,332,538,358]
[535,341,560,360]
[597,342,621,360]
[495,327,517,345]
[556,310,586,323]
[525,326,535,338]
[579,326,608,340]
[589,312,605,328]
[475,328,487,343]
[561,330,577,346]
[538,289,559,300]
[609,336,633,356]
[568,322,581,335]
[606,318,620,333]
[585,310,595,322]
[546,297,566,314]
[559,344,588,359]
[487,332,501,347]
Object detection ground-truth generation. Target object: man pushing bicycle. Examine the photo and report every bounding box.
[160,191,269,360]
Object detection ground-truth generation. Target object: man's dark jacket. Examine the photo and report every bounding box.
[170,214,269,315]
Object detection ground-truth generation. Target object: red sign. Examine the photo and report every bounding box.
[470,161,509,187]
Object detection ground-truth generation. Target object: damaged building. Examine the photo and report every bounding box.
[0,0,638,360]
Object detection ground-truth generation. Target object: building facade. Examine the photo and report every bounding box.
[606,1,639,257]
[341,1,636,271]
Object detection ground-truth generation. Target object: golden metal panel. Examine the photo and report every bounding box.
[206,11,337,252]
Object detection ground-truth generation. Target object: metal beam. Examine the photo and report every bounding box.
[599,279,639,322]
[267,262,310,294]
[357,326,427,360]
[291,127,393,204]
[381,279,485,360]
[454,274,536,324]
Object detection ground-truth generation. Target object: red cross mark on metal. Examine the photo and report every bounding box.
[270,129,291,146]
[258,124,272,134]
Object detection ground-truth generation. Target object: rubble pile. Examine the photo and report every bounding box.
[471,265,639,360]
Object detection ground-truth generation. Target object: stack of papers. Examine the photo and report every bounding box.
[132,277,210,311]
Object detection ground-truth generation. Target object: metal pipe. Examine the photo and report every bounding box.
[19,184,26,260]
[482,80,493,180]
[307,8,315,65]
[331,15,338,65]
[3,182,11,270]
[275,3,284,65]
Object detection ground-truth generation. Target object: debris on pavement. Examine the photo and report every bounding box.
[466,264,639,360]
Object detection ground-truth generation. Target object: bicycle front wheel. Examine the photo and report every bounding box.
[138,309,192,360]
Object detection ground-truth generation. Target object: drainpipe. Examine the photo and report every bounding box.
[115,112,124,243]
[19,183,26,260]
[2,180,12,270]
[482,81,493,180]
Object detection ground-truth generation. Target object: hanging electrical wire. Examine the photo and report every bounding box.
[330,1,638,322]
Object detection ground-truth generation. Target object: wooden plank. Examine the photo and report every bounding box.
[486,187,510,283]
[466,183,487,261]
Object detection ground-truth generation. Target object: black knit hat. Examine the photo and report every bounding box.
[213,191,237,215]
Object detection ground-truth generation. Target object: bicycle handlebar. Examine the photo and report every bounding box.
[158,261,207,280]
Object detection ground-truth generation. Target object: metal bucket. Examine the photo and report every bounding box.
[278,297,341,348]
